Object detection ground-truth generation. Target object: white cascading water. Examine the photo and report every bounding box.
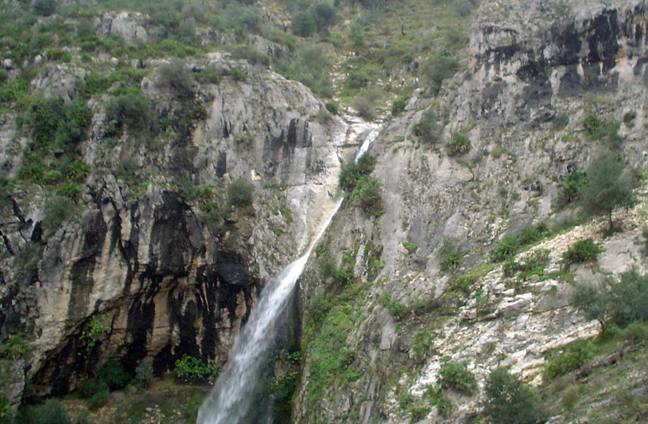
[197,125,380,424]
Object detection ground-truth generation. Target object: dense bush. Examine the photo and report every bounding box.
[24,98,91,150]
[228,179,254,208]
[490,224,549,262]
[339,154,376,192]
[79,378,108,400]
[482,367,547,424]
[16,399,71,424]
[0,335,29,359]
[562,238,602,264]
[573,269,648,330]
[413,109,441,144]
[391,96,407,116]
[97,360,131,390]
[557,170,587,207]
[411,330,433,363]
[105,91,154,137]
[351,95,374,120]
[157,61,195,100]
[423,52,460,94]
[351,176,382,216]
[0,396,9,422]
[543,340,594,379]
[582,113,621,144]
[438,361,477,395]
[446,132,470,156]
[292,12,316,37]
[33,0,57,16]
[134,358,154,389]
[43,196,78,232]
[580,152,635,231]
[173,355,217,383]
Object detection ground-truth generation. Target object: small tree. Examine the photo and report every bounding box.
[228,179,254,208]
[292,12,316,37]
[482,367,547,424]
[572,269,648,330]
[580,152,635,231]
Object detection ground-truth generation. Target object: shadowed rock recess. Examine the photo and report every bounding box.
[1,0,648,423]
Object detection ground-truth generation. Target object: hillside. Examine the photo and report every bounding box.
[0,0,647,423]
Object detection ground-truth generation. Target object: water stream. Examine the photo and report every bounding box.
[197,124,380,424]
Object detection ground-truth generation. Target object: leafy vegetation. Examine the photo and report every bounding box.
[15,399,71,424]
[228,179,254,208]
[133,358,154,390]
[482,367,547,424]
[79,314,110,352]
[573,269,648,330]
[544,340,594,380]
[446,132,470,156]
[490,223,550,262]
[579,152,636,231]
[582,113,621,144]
[173,355,217,384]
[562,238,602,264]
[437,361,477,395]
[303,283,366,412]
[0,335,29,359]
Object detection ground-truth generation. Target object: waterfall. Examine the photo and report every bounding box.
[197,124,379,424]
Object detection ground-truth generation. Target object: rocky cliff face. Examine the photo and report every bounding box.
[0,54,345,398]
[295,0,648,422]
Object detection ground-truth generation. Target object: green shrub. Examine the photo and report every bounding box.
[446,132,470,156]
[0,396,9,422]
[178,17,197,41]
[582,113,621,143]
[552,113,569,130]
[24,98,91,150]
[339,154,376,192]
[292,12,316,37]
[557,170,587,207]
[88,388,109,409]
[79,314,109,352]
[134,358,154,390]
[173,355,217,383]
[33,0,57,16]
[438,361,477,395]
[350,176,382,216]
[482,367,547,424]
[79,378,109,400]
[0,335,29,359]
[351,95,374,121]
[43,196,78,232]
[411,330,433,363]
[228,179,254,208]
[423,52,460,94]
[413,109,440,144]
[580,152,635,231]
[423,385,452,417]
[491,224,549,262]
[391,96,407,116]
[573,269,648,330]
[543,340,594,379]
[157,60,195,100]
[562,238,602,264]
[402,241,418,254]
[105,91,154,137]
[379,293,406,319]
[17,399,71,424]
[325,101,339,115]
[98,360,131,390]
[490,235,518,262]
[440,250,464,272]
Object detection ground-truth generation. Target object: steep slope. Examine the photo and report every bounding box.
[295,0,648,422]
[0,51,347,400]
